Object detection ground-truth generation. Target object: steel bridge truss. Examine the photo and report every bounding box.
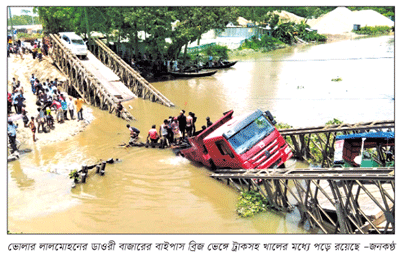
[89,38,175,107]
[48,34,134,121]
[279,120,394,167]
[211,167,395,234]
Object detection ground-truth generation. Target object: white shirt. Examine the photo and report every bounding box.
[67,99,74,110]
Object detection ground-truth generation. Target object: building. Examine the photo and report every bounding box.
[7,24,43,35]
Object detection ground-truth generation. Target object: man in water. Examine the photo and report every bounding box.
[127,124,140,143]
[177,110,186,140]
[159,119,170,148]
[186,112,193,137]
[147,125,159,145]
[116,101,123,118]
[206,117,213,127]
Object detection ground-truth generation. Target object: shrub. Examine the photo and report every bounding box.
[236,190,270,218]
[205,44,229,60]
[239,34,284,51]
[301,31,327,42]
[353,26,392,35]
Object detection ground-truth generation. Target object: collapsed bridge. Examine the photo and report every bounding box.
[211,120,395,234]
[48,34,175,121]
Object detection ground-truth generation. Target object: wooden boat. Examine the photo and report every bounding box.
[203,61,237,69]
[168,70,217,77]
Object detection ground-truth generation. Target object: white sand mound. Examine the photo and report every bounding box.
[308,7,394,35]
[308,7,355,35]
[272,10,306,24]
[352,9,394,27]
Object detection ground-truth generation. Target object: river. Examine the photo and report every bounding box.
[7,35,394,234]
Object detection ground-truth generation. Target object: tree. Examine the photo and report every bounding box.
[272,22,297,45]
[168,7,237,61]
[36,6,238,63]
[36,7,76,33]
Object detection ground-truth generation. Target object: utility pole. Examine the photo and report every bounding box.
[8,7,14,42]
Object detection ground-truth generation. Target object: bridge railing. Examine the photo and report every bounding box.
[48,34,134,121]
[278,120,394,167]
[90,38,175,107]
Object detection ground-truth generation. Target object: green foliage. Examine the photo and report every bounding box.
[353,26,392,35]
[16,33,41,41]
[36,6,237,61]
[331,77,342,82]
[236,190,270,218]
[325,118,344,126]
[205,45,229,60]
[272,22,297,45]
[8,15,40,26]
[301,31,327,42]
[306,118,344,165]
[276,122,293,145]
[280,118,345,166]
[276,122,293,130]
[239,35,284,51]
[69,169,80,183]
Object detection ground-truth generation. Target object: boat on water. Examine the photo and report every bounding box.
[168,70,217,78]
[203,61,238,69]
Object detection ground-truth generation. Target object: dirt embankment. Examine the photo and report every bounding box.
[8,53,94,150]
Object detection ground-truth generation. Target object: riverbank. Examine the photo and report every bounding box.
[8,53,94,151]
[227,32,368,59]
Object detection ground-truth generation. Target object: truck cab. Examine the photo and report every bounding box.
[59,32,88,59]
[333,131,395,168]
[179,109,292,170]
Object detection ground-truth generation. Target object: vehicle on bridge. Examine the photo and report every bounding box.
[333,131,395,168]
[176,109,293,170]
[59,32,88,59]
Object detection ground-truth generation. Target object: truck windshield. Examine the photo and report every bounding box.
[71,39,85,45]
[227,115,275,155]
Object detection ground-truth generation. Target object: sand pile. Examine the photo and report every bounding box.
[307,7,355,34]
[8,53,94,151]
[308,7,394,35]
[352,9,395,27]
[272,10,306,24]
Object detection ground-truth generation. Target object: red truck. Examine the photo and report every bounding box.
[177,109,293,170]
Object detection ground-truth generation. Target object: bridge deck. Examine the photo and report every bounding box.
[211,167,394,233]
[81,52,136,102]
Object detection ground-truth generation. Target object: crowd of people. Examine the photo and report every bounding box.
[7,71,87,154]
[7,36,50,62]
[126,110,214,149]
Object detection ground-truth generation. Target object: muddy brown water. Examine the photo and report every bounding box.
[8,36,394,234]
